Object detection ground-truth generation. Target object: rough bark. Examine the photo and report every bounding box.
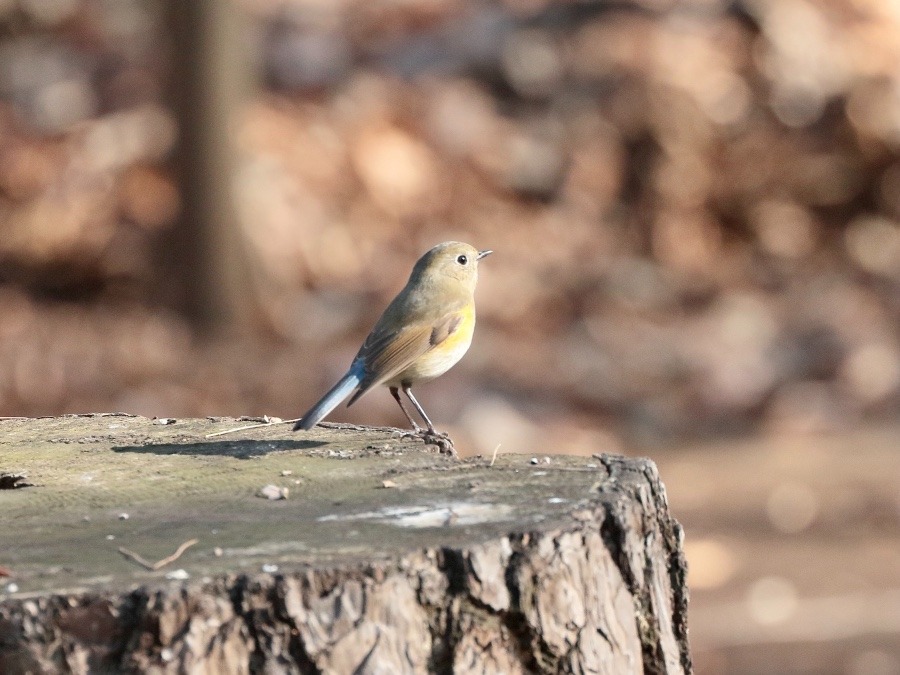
[0,415,690,673]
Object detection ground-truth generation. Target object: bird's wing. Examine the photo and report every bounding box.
[347,310,463,405]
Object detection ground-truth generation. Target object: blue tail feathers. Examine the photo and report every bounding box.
[293,363,363,431]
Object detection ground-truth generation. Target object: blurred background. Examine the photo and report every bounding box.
[0,0,898,672]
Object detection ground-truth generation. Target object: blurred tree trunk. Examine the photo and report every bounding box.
[162,0,257,333]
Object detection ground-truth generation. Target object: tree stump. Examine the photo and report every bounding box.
[0,415,691,674]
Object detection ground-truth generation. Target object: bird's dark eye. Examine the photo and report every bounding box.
[457,254,468,265]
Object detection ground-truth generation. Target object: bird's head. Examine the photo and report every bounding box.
[410,241,492,294]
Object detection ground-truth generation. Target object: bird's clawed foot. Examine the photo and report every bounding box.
[392,427,455,455]
[394,422,423,439]
[419,428,456,456]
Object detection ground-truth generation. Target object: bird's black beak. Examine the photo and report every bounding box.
[477,249,493,260]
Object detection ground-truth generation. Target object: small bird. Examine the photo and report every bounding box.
[294,241,491,436]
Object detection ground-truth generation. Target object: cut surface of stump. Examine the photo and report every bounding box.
[0,415,690,673]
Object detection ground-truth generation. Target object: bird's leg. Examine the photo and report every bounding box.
[401,385,436,434]
[401,385,456,456]
[390,386,422,432]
